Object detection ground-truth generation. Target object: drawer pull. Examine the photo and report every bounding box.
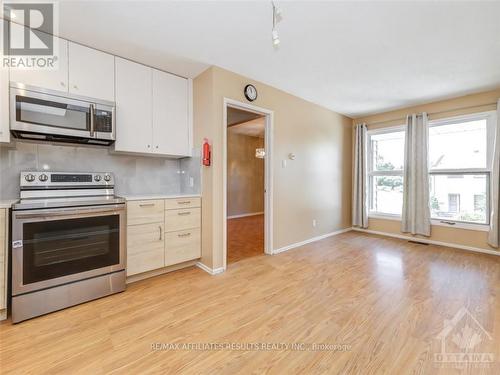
[139,203,155,208]
[178,232,191,238]
[159,225,163,241]
[178,211,191,216]
[178,201,191,205]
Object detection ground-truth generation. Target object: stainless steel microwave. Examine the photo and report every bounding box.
[10,83,115,146]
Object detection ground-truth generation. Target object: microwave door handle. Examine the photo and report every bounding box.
[90,103,95,138]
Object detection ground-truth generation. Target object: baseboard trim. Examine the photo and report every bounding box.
[273,228,352,255]
[196,262,225,275]
[227,212,264,219]
[352,227,500,257]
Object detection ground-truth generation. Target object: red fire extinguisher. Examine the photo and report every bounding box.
[202,138,211,166]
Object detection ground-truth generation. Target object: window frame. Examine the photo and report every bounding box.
[428,111,496,227]
[367,125,406,218]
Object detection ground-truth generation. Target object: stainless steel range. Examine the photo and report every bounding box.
[11,171,126,323]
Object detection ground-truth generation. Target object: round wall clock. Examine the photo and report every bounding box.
[244,84,258,102]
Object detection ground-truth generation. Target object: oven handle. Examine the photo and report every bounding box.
[90,103,95,138]
[14,204,125,219]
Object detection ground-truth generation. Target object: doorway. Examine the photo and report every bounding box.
[223,99,273,269]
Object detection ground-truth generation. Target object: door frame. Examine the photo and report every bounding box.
[222,98,274,269]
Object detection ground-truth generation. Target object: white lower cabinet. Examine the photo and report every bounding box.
[126,197,201,277]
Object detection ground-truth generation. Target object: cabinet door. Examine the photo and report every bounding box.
[68,42,114,101]
[127,223,165,276]
[114,58,153,154]
[152,69,191,156]
[9,27,69,92]
[0,20,9,143]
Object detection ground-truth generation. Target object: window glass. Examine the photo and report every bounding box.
[370,176,404,215]
[429,174,488,224]
[370,131,405,171]
[429,119,487,170]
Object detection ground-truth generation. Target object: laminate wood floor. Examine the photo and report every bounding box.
[0,231,499,374]
[227,214,264,264]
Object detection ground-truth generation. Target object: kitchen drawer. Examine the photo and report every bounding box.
[165,197,201,210]
[127,223,165,276]
[165,228,201,266]
[165,208,200,232]
[127,200,164,226]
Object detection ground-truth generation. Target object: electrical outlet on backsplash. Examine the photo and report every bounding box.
[0,142,202,199]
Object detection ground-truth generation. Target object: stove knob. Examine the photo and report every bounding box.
[25,174,36,182]
[104,174,111,182]
[94,174,102,182]
[39,174,48,182]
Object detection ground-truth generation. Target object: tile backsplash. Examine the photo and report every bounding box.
[0,141,201,199]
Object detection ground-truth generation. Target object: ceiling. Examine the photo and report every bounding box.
[228,117,265,138]
[55,1,500,117]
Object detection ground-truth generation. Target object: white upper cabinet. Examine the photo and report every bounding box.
[152,69,191,156]
[115,59,192,157]
[114,57,153,154]
[68,42,115,101]
[9,32,69,92]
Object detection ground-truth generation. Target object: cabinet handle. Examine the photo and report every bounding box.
[159,225,163,240]
[178,201,191,205]
[178,211,191,216]
[178,232,191,238]
[139,203,155,208]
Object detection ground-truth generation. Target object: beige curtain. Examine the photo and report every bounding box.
[352,123,368,228]
[401,113,431,236]
[488,99,500,247]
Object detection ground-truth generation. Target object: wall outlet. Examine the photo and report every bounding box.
[282,159,287,168]
[189,177,194,187]
[312,219,317,227]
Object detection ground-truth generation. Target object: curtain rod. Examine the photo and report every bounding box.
[363,101,498,126]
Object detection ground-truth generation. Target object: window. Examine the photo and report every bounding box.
[367,128,405,216]
[429,112,495,225]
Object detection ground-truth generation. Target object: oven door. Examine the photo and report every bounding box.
[11,204,126,296]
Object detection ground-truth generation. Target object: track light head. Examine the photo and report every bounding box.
[272,28,280,47]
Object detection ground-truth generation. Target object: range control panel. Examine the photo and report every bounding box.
[20,171,114,188]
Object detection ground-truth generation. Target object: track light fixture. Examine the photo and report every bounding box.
[272,1,282,48]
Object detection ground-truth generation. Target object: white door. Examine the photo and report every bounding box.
[152,69,191,156]
[0,20,10,143]
[114,57,153,154]
[68,42,115,101]
[9,26,69,93]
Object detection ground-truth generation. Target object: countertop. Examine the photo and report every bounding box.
[0,199,18,209]
[118,194,201,201]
